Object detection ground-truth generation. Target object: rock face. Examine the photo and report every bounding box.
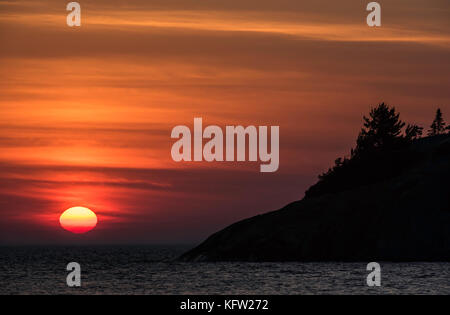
[180,135,450,262]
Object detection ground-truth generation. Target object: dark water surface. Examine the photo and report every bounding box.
[0,246,448,294]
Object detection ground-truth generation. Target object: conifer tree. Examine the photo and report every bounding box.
[354,103,405,156]
[428,108,446,136]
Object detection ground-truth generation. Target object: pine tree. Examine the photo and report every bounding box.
[428,108,446,136]
[307,103,419,199]
[405,124,423,140]
[354,103,405,156]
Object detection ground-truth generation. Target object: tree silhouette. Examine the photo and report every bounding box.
[428,108,446,136]
[305,103,424,199]
[405,124,423,140]
[353,103,406,157]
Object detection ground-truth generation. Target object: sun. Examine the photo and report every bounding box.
[59,206,98,234]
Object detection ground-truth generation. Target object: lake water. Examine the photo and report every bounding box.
[0,246,448,295]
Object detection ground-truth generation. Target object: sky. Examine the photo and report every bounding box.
[0,0,449,244]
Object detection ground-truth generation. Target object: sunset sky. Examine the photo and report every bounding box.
[0,0,449,244]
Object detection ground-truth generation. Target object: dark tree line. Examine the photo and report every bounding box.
[304,103,449,199]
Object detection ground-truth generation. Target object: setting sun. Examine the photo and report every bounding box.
[59,207,98,234]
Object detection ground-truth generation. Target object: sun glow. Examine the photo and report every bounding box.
[59,206,98,234]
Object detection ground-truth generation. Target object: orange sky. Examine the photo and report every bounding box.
[0,0,449,244]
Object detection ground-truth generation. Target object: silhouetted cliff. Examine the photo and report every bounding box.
[180,134,450,261]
